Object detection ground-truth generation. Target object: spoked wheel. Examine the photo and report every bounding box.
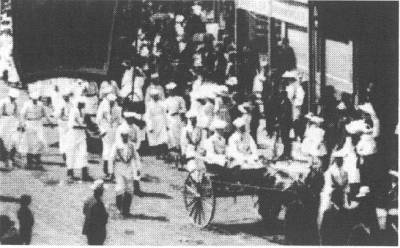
[183,170,216,228]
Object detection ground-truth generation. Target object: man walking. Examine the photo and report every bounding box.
[83,180,108,245]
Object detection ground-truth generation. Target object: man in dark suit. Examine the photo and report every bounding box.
[277,90,293,160]
[83,180,109,245]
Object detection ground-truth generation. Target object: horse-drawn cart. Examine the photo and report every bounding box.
[182,157,321,229]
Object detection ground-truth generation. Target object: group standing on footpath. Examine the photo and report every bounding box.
[0,0,397,245]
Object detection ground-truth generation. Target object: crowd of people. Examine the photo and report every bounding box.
[0,0,397,245]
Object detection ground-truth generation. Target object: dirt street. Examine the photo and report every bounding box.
[0,151,286,245]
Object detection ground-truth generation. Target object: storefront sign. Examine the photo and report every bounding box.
[236,0,309,28]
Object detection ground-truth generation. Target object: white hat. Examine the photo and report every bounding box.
[30,91,40,99]
[304,112,314,120]
[186,109,196,118]
[331,150,345,158]
[175,14,184,22]
[356,186,370,198]
[118,125,131,135]
[310,116,324,124]
[90,179,105,190]
[192,4,202,16]
[123,112,141,119]
[8,88,19,98]
[238,103,251,114]
[102,86,113,95]
[210,119,227,130]
[151,72,159,79]
[233,117,246,128]
[165,82,177,90]
[357,103,376,116]
[107,93,117,101]
[282,70,298,79]
[345,120,367,134]
[226,76,238,86]
[61,87,73,96]
[337,102,347,110]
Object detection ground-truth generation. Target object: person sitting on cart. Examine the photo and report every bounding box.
[203,119,229,175]
[227,117,265,185]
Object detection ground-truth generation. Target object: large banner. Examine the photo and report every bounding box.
[12,0,118,83]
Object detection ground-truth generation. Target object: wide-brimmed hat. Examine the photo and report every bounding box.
[123,111,141,119]
[282,70,298,79]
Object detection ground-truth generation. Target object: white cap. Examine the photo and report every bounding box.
[310,116,324,124]
[123,111,141,119]
[102,86,113,95]
[304,112,314,120]
[192,4,202,16]
[357,102,376,116]
[30,91,40,100]
[356,186,370,198]
[90,179,105,190]
[233,117,246,128]
[151,73,159,79]
[282,70,298,79]
[337,102,347,110]
[61,87,73,96]
[238,103,251,114]
[107,93,117,101]
[175,14,184,22]
[345,120,367,134]
[118,124,131,135]
[165,82,177,90]
[186,109,196,118]
[210,119,227,130]
[76,97,87,104]
[226,76,238,86]
[8,88,19,98]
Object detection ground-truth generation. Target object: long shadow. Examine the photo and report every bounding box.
[0,195,21,203]
[127,214,169,222]
[140,174,161,183]
[140,191,173,199]
[208,220,287,244]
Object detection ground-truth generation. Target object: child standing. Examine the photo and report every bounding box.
[17,195,34,245]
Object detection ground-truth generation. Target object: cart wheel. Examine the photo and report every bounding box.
[183,170,216,228]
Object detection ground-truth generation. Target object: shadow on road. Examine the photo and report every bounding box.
[208,221,287,244]
[140,174,161,183]
[129,214,169,222]
[0,195,21,203]
[140,191,173,199]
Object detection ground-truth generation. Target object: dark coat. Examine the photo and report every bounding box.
[82,196,108,244]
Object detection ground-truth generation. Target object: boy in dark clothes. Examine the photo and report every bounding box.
[17,195,34,245]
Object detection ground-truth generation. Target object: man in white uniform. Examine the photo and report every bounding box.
[66,97,94,182]
[227,117,263,170]
[0,88,19,153]
[164,82,187,153]
[109,125,141,217]
[96,93,122,181]
[204,119,229,172]
[116,112,144,196]
[20,91,49,170]
[54,87,73,163]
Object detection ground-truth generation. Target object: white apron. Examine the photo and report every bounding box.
[145,100,168,146]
